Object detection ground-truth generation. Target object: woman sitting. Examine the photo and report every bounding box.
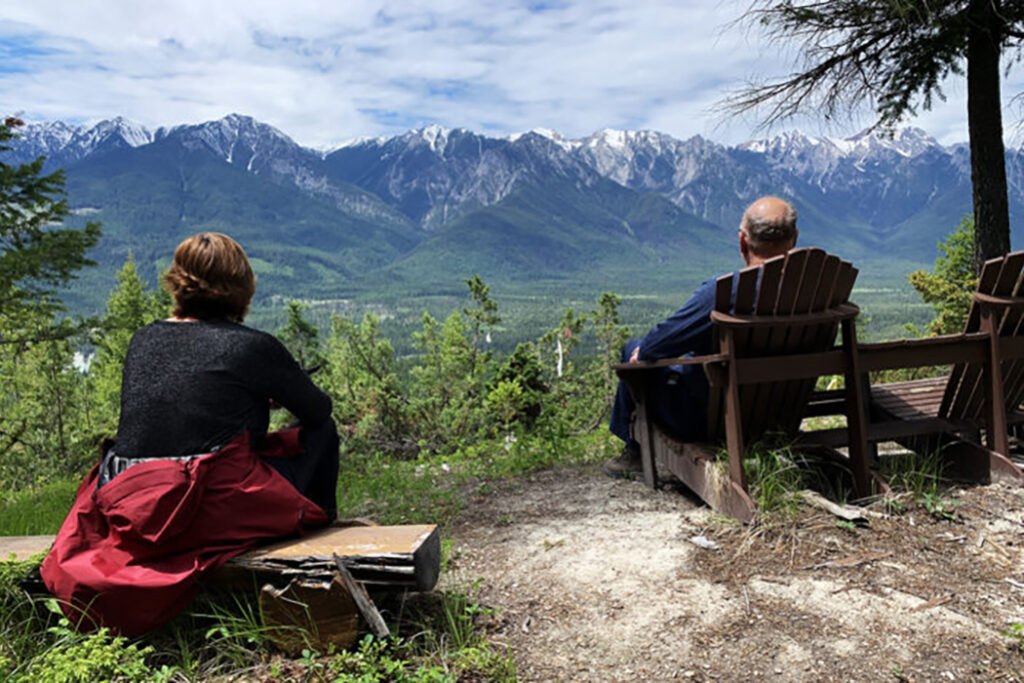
[42,232,339,636]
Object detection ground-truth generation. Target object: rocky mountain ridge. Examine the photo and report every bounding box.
[8,114,1019,305]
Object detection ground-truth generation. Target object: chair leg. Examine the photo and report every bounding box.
[841,319,872,499]
[631,399,658,489]
[720,330,747,492]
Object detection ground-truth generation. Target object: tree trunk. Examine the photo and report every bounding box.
[967,0,1011,274]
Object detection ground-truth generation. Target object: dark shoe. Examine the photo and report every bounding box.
[603,445,643,479]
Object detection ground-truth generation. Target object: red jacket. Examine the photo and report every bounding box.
[41,429,329,636]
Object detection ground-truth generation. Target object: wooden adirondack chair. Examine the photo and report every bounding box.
[854,251,1024,484]
[614,247,871,523]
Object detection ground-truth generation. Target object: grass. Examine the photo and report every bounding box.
[336,428,615,528]
[719,434,965,525]
[717,439,859,522]
[0,573,517,681]
[0,480,78,536]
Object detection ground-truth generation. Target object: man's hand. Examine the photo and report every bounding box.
[629,346,640,363]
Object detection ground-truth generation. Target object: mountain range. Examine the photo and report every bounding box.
[8,114,1020,308]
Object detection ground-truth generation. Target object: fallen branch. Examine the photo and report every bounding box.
[800,490,870,524]
[911,595,952,612]
[333,554,390,638]
[800,551,890,571]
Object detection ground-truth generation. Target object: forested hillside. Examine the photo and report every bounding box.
[11,115,1020,314]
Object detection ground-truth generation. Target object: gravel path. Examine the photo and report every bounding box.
[447,464,1024,681]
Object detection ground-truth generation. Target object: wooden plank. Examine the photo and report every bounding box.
[994,269,1024,413]
[778,249,832,433]
[871,378,946,419]
[998,327,1024,416]
[804,418,971,447]
[712,306,856,328]
[734,266,760,315]
[732,349,846,384]
[841,316,871,498]
[738,255,785,443]
[652,431,756,524]
[237,524,441,591]
[792,248,826,315]
[623,367,660,489]
[708,267,758,442]
[940,258,1001,416]
[755,255,785,315]
[721,327,747,490]
[260,577,359,654]
[830,262,858,306]
[245,525,435,562]
[613,354,729,372]
[859,333,990,371]
[0,535,51,562]
[638,391,659,489]
[334,555,390,638]
[811,255,842,313]
[2,525,443,593]
[714,273,733,313]
[707,275,735,438]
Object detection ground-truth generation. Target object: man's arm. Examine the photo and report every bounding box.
[636,278,718,362]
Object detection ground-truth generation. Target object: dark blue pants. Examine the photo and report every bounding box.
[264,419,340,521]
[609,339,709,447]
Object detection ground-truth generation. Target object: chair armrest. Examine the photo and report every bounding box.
[612,353,729,372]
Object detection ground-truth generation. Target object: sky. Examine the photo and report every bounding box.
[3,0,1024,149]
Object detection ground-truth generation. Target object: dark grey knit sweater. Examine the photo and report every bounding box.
[114,319,331,459]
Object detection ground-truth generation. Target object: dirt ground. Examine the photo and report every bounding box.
[447,465,1024,682]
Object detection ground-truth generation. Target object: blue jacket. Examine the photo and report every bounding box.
[636,275,724,441]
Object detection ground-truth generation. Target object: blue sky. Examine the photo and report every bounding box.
[2,0,1023,148]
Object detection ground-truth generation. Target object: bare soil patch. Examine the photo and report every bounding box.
[447,465,1024,681]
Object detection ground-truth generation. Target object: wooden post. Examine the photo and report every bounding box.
[621,371,658,488]
[333,555,390,638]
[636,394,659,489]
[720,328,747,491]
[980,306,1009,455]
[841,318,871,498]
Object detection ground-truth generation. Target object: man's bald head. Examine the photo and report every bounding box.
[739,196,798,259]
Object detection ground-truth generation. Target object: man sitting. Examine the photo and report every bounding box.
[604,196,799,478]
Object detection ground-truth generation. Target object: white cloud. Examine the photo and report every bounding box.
[1,1,1022,147]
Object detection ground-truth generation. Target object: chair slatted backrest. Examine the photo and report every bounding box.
[940,251,1024,421]
[705,247,858,444]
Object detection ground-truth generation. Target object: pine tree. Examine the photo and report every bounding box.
[89,256,168,433]
[726,1,1024,272]
[276,301,325,371]
[0,117,101,338]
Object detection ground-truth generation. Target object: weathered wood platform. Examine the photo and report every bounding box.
[228,524,441,592]
[0,524,441,651]
[0,524,440,590]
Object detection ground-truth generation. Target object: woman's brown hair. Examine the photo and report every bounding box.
[163,232,256,322]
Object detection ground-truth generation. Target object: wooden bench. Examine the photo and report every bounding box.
[615,247,872,522]
[0,524,441,652]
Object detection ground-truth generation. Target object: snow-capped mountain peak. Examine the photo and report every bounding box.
[153,114,301,167]
[838,127,941,158]
[87,116,152,148]
[507,127,578,152]
[10,117,152,167]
